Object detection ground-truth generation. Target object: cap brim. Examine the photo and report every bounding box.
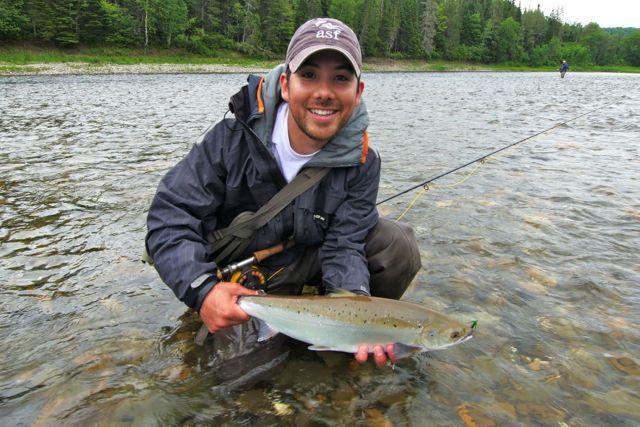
[288,46,361,78]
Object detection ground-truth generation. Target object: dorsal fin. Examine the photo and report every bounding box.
[328,289,357,297]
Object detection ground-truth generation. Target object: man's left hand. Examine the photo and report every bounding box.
[355,344,396,367]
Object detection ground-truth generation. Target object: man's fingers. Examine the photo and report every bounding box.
[373,345,387,367]
[355,345,368,363]
[386,343,397,363]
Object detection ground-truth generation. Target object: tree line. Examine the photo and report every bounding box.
[1,0,639,66]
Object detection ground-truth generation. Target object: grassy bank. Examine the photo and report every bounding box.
[1,46,639,74]
[0,45,278,66]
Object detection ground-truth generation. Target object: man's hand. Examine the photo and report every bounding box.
[355,344,397,367]
[199,282,259,333]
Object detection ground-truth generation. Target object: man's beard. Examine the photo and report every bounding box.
[289,106,349,145]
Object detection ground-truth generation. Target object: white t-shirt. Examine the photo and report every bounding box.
[271,103,319,182]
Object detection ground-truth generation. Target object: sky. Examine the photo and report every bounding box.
[522,0,640,28]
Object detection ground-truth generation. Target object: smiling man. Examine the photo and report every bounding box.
[146,18,421,369]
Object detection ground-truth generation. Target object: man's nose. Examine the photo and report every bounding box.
[313,78,335,99]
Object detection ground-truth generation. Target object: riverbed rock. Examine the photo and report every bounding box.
[457,403,496,427]
[607,355,640,376]
[515,403,567,424]
[527,358,550,371]
[364,408,395,427]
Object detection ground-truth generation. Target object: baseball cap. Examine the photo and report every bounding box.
[285,18,362,78]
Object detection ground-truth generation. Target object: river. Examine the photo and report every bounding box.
[1,71,639,425]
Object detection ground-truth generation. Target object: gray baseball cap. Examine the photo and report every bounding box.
[285,18,362,78]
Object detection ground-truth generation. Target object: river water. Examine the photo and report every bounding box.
[1,71,639,426]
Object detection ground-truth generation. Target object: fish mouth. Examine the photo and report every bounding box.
[458,332,474,345]
[429,329,474,351]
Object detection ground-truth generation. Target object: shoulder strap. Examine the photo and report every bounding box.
[209,167,330,263]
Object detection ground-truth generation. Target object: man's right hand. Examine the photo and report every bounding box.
[199,282,259,333]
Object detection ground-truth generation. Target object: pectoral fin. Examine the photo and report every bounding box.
[308,345,335,351]
[392,342,424,359]
[256,319,279,342]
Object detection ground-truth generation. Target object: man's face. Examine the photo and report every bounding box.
[280,50,364,153]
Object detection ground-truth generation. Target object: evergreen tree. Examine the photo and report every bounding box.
[21,0,47,40]
[495,16,520,61]
[295,0,324,26]
[153,0,188,48]
[260,0,295,54]
[521,6,548,54]
[239,0,260,44]
[48,0,81,46]
[460,11,482,45]
[442,0,463,58]
[78,0,110,43]
[547,8,562,41]
[0,0,27,40]
[394,0,423,57]
[359,0,383,56]
[327,0,360,30]
[378,0,402,55]
[434,1,448,57]
[622,30,640,66]
[100,0,139,46]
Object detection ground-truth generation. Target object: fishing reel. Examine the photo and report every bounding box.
[226,266,267,291]
[237,268,267,290]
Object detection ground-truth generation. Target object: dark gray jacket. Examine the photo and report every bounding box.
[146,65,380,310]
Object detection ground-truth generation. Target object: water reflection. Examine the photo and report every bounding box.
[1,72,639,425]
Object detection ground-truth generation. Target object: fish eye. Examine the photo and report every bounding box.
[429,330,436,337]
[450,331,461,340]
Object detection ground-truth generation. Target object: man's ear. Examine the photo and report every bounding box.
[279,73,290,102]
[355,80,365,105]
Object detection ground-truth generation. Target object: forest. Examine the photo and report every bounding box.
[1,0,639,67]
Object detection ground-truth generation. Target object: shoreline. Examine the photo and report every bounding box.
[0,62,273,76]
[0,61,493,76]
[2,61,639,76]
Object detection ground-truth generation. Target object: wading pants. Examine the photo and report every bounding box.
[266,218,422,298]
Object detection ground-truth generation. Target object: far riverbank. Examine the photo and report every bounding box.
[1,46,639,76]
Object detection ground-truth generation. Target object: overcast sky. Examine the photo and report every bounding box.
[522,0,640,28]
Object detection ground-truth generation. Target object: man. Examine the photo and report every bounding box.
[560,60,569,78]
[146,18,420,368]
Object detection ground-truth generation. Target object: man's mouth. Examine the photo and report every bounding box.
[309,108,338,118]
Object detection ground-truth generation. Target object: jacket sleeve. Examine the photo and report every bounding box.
[145,124,227,310]
[319,151,381,295]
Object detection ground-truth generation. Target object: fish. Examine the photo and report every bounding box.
[237,292,475,358]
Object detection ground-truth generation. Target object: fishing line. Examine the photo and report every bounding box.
[378,101,615,207]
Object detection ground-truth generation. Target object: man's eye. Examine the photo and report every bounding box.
[301,71,315,79]
[336,75,350,82]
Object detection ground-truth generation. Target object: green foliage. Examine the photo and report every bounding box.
[453,44,487,62]
[154,0,188,48]
[528,37,560,66]
[559,42,591,65]
[0,0,27,40]
[100,1,139,46]
[460,12,482,46]
[496,17,520,62]
[581,22,616,65]
[521,7,547,53]
[622,30,640,66]
[2,0,638,67]
[175,28,234,54]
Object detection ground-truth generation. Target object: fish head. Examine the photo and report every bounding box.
[418,321,473,351]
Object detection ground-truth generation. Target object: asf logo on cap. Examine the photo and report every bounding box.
[315,19,342,40]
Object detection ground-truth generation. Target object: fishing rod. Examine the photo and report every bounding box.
[377,102,614,206]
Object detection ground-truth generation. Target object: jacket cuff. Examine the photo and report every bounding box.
[187,275,218,312]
